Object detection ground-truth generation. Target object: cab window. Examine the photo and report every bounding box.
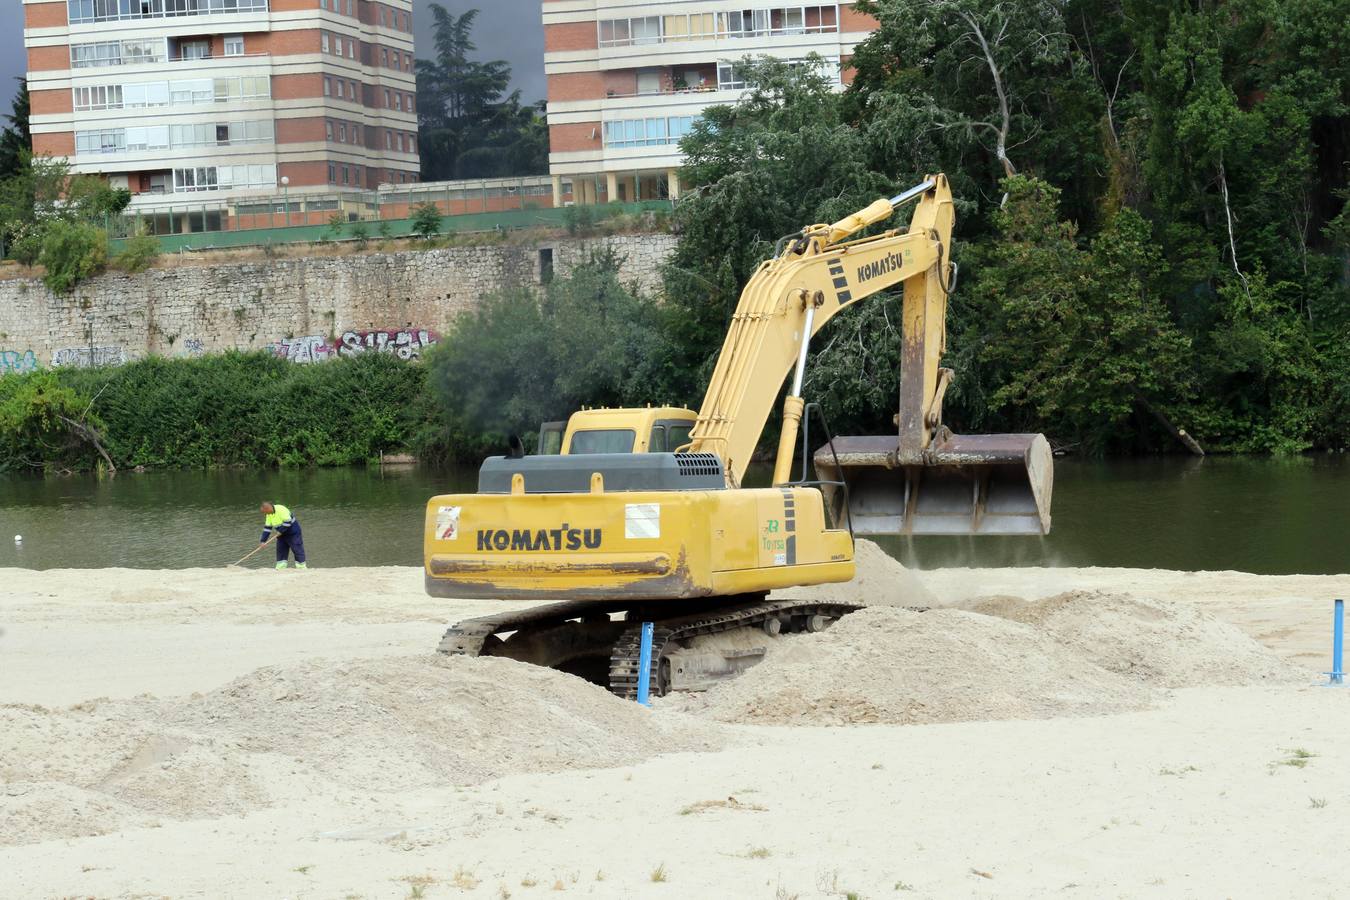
[668,424,693,450]
[649,425,667,452]
[569,429,635,454]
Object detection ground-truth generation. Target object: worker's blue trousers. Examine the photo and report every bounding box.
[275,523,306,564]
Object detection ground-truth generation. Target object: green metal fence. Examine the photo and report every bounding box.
[108,200,674,253]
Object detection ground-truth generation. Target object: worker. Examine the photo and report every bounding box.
[260,501,307,570]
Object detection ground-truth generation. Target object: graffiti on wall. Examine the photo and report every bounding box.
[180,338,205,358]
[52,346,127,368]
[338,329,438,361]
[270,329,439,363]
[270,335,335,363]
[1,349,39,374]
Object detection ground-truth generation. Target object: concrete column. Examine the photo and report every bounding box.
[606,172,619,203]
[551,175,563,208]
[629,175,640,202]
[667,168,681,200]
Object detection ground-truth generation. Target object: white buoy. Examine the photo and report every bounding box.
[13,535,21,543]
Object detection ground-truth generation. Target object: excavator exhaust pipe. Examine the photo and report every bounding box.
[814,433,1053,536]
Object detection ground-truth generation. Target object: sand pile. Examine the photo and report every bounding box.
[781,538,938,608]
[963,590,1305,687]
[0,655,723,845]
[681,606,1153,726]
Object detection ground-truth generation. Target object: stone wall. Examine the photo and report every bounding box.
[0,233,677,372]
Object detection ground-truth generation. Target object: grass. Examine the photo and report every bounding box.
[774,887,799,900]
[679,796,767,815]
[1272,747,1318,769]
[1310,797,1328,808]
[746,847,772,859]
[650,863,668,883]
[292,865,313,875]
[594,870,606,881]
[451,866,480,890]
[402,874,437,899]
[1158,765,1199,776]
[520,876,537,887]
[894,882,915,892]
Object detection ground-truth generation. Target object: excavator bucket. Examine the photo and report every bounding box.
[813,432,1053,536]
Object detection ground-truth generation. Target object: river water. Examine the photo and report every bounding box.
[0,456,1347,574]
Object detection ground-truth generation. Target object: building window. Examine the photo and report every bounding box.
[179,40,210,60]
[321,32,329,53]
[381,48,388,67]
[351,80,359,100]
[353,167,361,186]
[319,0,327,8]
[71,38,168,68]
[407,133,415,153]
[224,35,244,56]
[378,6,385,26]
[328,163,336,183]
[405,93,414,113]
[393,93,401,111]
[602,115,696,148]
[385,130,392,150]
[342,165,349,185]
[325,120,334,139]
[347,39,355,58]
[68,0,269,25]
[404,52,412,70]
[338,122,347,141]
[384,88,392,107]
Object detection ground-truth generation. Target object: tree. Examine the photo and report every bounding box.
[0,78,30,182]
[850,1,1074,202]
[951,176,1192,453]
[424,250,674,449]
[664,57,894,400]
[411,201,442,240]
[415,5,548,180]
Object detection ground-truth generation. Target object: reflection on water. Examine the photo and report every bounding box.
[1,455,1347,574]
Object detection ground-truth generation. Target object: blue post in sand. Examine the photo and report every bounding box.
[636,621,655,706]
[1329,599,1345,686]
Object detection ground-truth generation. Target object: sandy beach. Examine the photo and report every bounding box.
[2,554,1347,898]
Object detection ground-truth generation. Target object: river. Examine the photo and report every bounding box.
[0,456,1347,574]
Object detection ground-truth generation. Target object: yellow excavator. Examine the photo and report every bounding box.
[423,175,1053,696]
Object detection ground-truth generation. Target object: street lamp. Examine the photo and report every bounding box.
[281,175,291,227]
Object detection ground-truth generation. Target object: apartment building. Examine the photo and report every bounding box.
[542,2,876,206]
[23,0,421,231]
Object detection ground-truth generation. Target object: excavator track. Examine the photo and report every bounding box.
[606,599,864,699]
[437,597,865,698]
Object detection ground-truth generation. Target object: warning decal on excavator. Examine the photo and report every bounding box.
[435,505,461,540]
[625,503,660,539]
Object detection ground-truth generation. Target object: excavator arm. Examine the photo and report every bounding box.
[687,176,954,486]
[688,174,1051,535]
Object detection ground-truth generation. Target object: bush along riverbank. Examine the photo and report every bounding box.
[0,352,478,474]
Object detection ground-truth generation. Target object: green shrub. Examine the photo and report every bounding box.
[0,351,440,472]
[112,231,160,273]
[411,201,442,240]
[38,219,107,293]
[350,220,370,249]
[562,204,595,236]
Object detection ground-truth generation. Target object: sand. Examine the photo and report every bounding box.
[1,554,1346,897]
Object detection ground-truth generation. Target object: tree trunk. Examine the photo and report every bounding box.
[1135,396,1204,456]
